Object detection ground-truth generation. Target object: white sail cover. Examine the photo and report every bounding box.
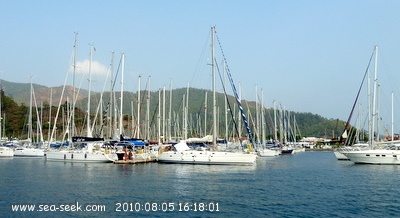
[186,135,213,143]
[174,141,191,152]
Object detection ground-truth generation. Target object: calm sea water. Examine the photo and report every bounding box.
[1,151,400,217]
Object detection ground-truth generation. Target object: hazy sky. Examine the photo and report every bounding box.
[2,1,400,130]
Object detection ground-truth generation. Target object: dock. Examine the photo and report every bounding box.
[113,157,157,164]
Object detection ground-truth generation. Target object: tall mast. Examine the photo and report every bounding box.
[185,83,189,140]
[224,61,228,144]
[182,93,186,140]
[371,45,378,146]
[255,85,259,144]
[211,26,217,147]
[136,75,141,138]
[87,44,94,137]
[163,85,167,143]
[131,101,134,136]
[109,51,114,139]
[48,87,52,145]
[283,107,287,144]
[367,67,372,145]
[273,100,277,143]
[392,92,394,142]
[146,76,151,140]
[158,89,161,144]
[29,77,33,143]
[72,32,78,139]
[261,89,266,147]
[204,91,207,136]
[168,79,172,142]
[119,53,125,136]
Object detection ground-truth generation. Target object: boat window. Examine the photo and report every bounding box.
[376,155,380,157]
[366,154,370,156]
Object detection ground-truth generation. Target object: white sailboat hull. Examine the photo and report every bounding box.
[257,149,281,157]
[342,149,400,164]
[158,150,257,165]
[292,147,305,154]
[333,151,349,160]
[0,147,14,157]
[14,148,45,157]
[45,150,117,163]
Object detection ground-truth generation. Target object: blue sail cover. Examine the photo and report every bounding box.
[125,140,146,146]
[120,134,146,146]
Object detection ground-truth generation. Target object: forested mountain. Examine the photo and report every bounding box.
[0,79,346,142]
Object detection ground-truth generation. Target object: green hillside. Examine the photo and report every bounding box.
[0,80,347,143]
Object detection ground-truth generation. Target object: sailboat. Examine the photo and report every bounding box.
[341,46,400,164]
[158,26,257,165]
[257,90,280,157]
[0,146,13,157]
[14,146,45,157]
[45,38,117,163]
[14,78,45,157]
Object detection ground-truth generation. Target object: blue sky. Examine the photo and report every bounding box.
[2,1,400,130]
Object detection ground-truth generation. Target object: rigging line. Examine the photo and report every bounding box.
[176,91,184,115]
[344,110,361,145]
[139,77,151,118]
[285,112,296,142]
[99,55,122,136]
[53,49,75,145]
[256,93,274,139]
[215,32,254,145]
[379,51,399,98]
[102,55,122,112]
[148,100,159,138]
[243,92,259,142]
[264,108,274,139]
[215,59,242,144]
[341,47,375,141]
[195,91,206,119]
[191,31,211,88]
[92,65,112,138]
[112,56,122,92]
[194,91,207,137]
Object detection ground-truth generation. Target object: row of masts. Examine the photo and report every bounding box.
[10,84,302,149]
[10,29,302,148]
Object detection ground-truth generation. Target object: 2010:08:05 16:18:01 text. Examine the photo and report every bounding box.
[115,202,220,212]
